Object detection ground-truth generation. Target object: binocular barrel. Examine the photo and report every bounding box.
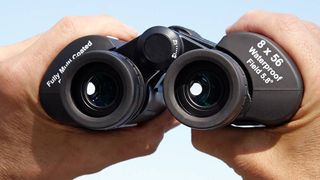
[40,26,303,130]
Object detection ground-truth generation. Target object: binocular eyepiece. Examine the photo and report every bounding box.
[40,26,303,130]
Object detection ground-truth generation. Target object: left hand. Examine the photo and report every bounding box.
[0,15,178,180]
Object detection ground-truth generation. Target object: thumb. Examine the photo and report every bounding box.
[191,127,278,164]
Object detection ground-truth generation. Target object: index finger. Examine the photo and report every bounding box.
[19,15,138,89]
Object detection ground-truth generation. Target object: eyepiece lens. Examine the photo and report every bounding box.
[187,71,224,108]
[72,62,123,117]
[175,61,229,117]
[189,82,202,96]
[85,72,119,109]
[86,82,96,96]
[164,49,249,129]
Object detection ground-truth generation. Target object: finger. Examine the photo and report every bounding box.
[21,15,138,84]
[191,127,277,165]
[74,110,178,166]
[93,110,178,149]
[0,34,41,61]
[303,21,320,41]
[226,10,320,112]
[118,110,178,156]
[140,110,180,133]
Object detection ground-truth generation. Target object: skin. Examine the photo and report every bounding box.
[192,11,320,179]
[0,15,178,180]
[1,10,319,180]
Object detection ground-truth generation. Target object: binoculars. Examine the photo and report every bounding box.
[40,26,303,130]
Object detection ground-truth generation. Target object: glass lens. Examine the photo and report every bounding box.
[174,61,229,117]
[187,71,224,108]
[85,72,119,109]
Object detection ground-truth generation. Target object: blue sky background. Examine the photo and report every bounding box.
[1,1,319,179]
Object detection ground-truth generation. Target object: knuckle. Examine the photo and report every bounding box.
[237,10,264,31]
[56,16,79,36]
[277,14,302,32]
[140,143,158,155]
[100,14,118,23]
[138,133,164,156]
[243,10,261,18]
[280,13,300,22]
[241,10,262,21]
[303,21,320,38]
[305,21,318,28]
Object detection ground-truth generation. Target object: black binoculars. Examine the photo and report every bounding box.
[40,26,303,130]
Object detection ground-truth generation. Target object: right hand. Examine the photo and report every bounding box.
[191,10,320,179]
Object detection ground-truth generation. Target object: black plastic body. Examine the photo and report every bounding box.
[39,32,172,130]
[162,27,303,129]
[217,33,303,126]
[40,25,303,130]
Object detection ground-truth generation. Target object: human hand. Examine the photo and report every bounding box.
[192,10,320,179]
[0,15,178,180]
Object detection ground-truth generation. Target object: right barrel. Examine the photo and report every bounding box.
[164,32,303,129]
